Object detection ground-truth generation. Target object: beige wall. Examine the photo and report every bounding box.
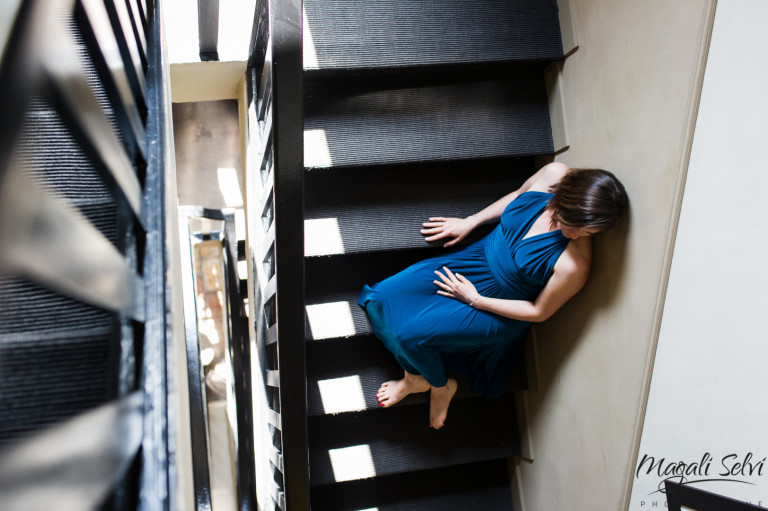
[159,7,195,509]
[517,1,715,509]
[171,61,246,103]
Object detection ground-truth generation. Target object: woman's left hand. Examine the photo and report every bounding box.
[434,266,480,306]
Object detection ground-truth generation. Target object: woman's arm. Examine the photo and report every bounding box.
[434,243,590,322]
[470,162,567,226]
[421,162,570,247]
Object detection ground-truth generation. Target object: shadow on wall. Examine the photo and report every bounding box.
[589,205,632,313]
[529,201,632,389]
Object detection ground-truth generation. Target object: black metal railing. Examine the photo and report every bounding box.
[198,0,219,61]
[178,206,257,511]
[178,209,214,511]
[246,0,309,509]
[0,0,173,508]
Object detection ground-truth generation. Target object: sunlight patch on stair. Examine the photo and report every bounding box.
[304,129,333,167]
[328,444,376,482]
[305,217,345,256]
[217,167,243,207]
[318,375,366,414]
[306,301,357,339]
[235,208,246,240]
[302,5,319,69]
[237,260,248,280]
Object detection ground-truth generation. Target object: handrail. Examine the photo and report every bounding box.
[139,1,174,508]
[272,0,309,499]
[247,0,309,509]
[220,213,258,511]
[177,208,213,511]
[178,206,258,511]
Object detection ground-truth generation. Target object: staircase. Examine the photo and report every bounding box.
[300,1,564,509]
[0,0,172,508]
[247,0,563,508]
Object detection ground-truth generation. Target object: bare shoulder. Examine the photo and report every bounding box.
[527,162,570,192]
[553,237,592,284]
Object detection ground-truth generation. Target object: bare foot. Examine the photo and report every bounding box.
[377,372,430,408]
[429,379,458,429]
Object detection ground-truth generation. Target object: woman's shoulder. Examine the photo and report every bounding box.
[554,237,592,278]
[527,162,570,193]
[506,189,551,213]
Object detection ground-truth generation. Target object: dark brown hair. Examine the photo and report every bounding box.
[547,168,628,232]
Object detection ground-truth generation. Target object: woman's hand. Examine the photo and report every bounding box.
[434,267,480,306]
[421,216,478,247]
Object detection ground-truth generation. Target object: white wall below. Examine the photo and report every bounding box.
[629,0,768,507]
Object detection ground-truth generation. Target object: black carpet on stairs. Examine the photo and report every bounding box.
[308,395,520,485]
[304,74,554,168]
[310,458,515,510]
[304,0,563,71]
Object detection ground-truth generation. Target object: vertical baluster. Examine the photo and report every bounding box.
[123,0,148,69]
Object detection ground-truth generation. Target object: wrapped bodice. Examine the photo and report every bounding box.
[484,191,569,300]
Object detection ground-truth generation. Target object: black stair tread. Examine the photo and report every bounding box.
[20,98,122,249]
[304,75,553,169]
[306,248,450,301]
[304,187,493,257]
[306,336,528,416]
[0,327,117,444]
[304,160,531,257]
[310,458,513,510]
[0,276,115,337]
[21,99,115,202]
[304,0,563,71]
[308,395,520,485]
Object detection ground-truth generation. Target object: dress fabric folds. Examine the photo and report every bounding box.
[358,191,570,398]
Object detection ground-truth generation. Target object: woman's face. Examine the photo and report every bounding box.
[557,222,600,240]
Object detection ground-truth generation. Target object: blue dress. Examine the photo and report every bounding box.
[358,191,570,398]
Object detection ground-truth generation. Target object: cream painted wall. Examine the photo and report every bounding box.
[516,0,715,509]
[171,61,246,103]
[158,6,194,509]
[629,1,768,508]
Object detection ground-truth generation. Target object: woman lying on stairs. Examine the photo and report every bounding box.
[358,162,628,429]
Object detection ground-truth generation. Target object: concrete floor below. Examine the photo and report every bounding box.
[173,100,243,211]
